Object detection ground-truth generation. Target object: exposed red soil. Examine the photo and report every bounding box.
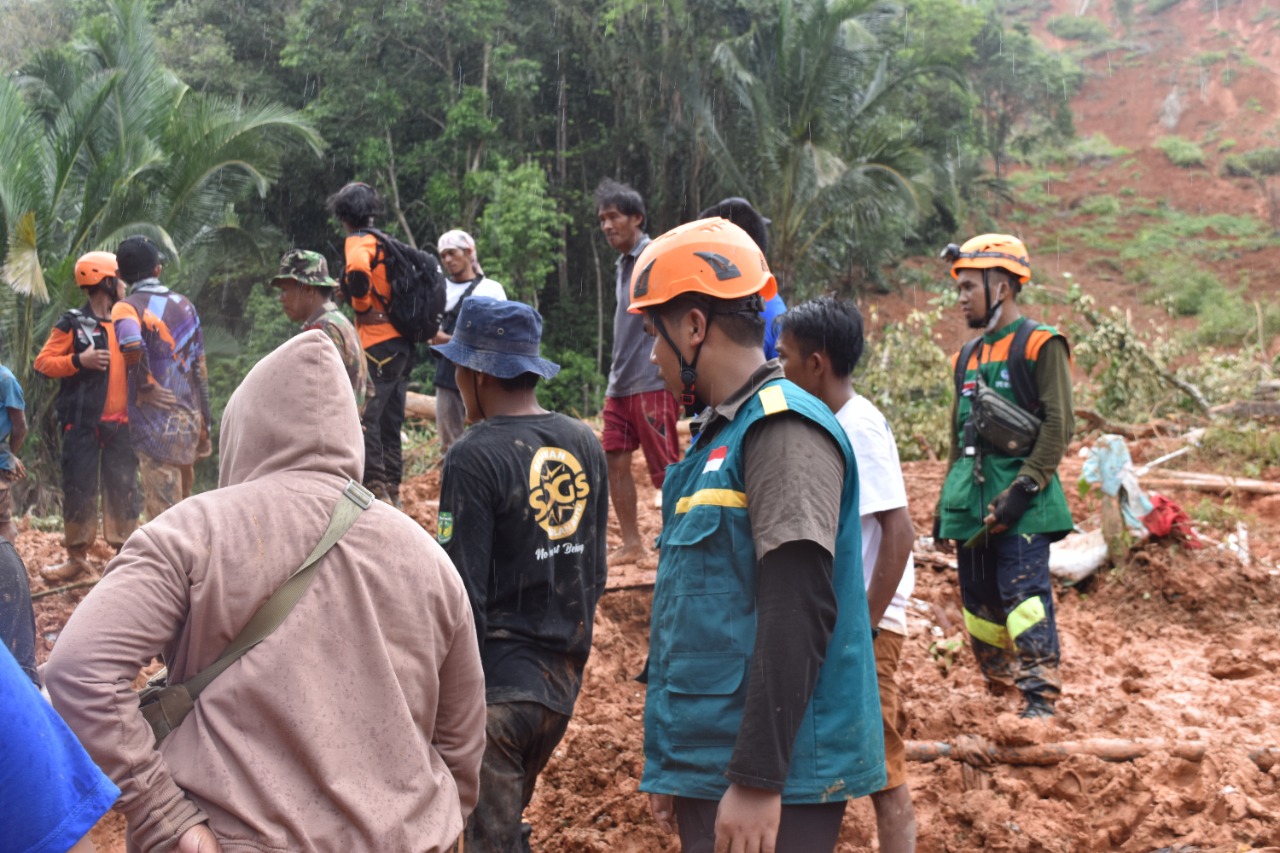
[30,436,1280,852]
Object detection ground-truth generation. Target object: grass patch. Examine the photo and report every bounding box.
[1198,424,1280,477]
[1069,132,1130,164]
[1078,194,1122,216]
[1047,15,1112,42]
[1154,135,1206,168]
[1144,0,1185,13]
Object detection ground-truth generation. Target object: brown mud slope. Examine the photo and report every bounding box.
[28,444,1280,853]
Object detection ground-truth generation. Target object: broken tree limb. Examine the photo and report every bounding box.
[32,577,99,600]
[907,737,1207,766]
[1073,409,1184,440]
[1140,472,1280,495]
[404,392,436,421]
[1210,400,1280,419]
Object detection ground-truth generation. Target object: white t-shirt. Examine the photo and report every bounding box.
[445,276,506,312]
[835,394,915,636]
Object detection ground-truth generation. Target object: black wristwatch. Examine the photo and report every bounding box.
[1013,475,1040,495]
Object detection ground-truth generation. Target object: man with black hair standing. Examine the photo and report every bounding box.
[595,178,680,564]
[777,296,918,853]
[112,236,211,520]
[36,251,139,581]
[434,296,608,851]
[327,181,411,506]
[430,229,506,453]
[935,234,1074,719]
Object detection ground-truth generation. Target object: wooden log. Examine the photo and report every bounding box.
[1209,400,1280,418]
[907,737,1207,766]
[1073,409,1185,439]
[404,392,436,421]
[1141,473,1280,495]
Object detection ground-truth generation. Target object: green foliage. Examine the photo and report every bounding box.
[476,161,571,306]
[1046,15,1112,43]
[1198,424,1280,478]
[1078,194,1121,216]
[1069,132,1130,164]
[1153,136,1206,168]
[855,305,954,461]
[1144,0,1186,13]
[539,348,605,419]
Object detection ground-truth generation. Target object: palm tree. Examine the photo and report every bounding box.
[0,0,322,496]
[704,0,935,296]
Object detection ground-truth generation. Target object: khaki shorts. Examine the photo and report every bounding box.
[874,628,908,790]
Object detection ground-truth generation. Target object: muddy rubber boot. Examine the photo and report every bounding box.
[1019,692,1056,719]
[42,550,91,583]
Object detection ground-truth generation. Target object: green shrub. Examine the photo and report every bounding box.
[1047,15,1112,42]
[1078,194,1121,216]
[1218,138,1237,152]
[1154,136,1206,167]
[1069,132,1130,164]
[540,348,606,418]
[1144,0,1185,13]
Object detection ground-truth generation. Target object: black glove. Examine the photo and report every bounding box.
[988,476,1039,528]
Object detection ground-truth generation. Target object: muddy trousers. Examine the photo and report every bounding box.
[464,701,571,853]
[957,532,1061,701]
[361,338,412,502]
[0,539,38,685]
[61,421,139,553]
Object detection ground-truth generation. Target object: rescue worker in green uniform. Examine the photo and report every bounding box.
[634,218,884,851]
[934,234,1074,719]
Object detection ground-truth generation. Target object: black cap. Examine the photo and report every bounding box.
[115,236,161,283]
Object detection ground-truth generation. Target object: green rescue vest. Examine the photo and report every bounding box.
[939,321,1074,541]
[640,378,886,803]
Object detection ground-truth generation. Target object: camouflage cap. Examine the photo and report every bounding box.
[270,249,338,289]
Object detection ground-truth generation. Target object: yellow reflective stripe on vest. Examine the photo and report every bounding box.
[759,385,789,415]
[963,608,1010,649]
[674,489,749,514]
[1007,595,1047,642]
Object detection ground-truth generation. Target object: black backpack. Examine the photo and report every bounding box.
[351,228,447,344]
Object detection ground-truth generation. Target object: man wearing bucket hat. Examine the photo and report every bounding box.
[430,229,506,453]
[433,296,608,851]
[270,249,369,414]
[633,218,884,852]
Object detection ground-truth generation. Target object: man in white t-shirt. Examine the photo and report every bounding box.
[777,296,917,853]
[431,230,508,452]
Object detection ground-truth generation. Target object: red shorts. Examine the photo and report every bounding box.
[602,390,680,488]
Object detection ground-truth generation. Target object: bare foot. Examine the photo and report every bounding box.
[609,542,646,566]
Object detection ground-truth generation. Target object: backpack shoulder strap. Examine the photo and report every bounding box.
[1008,317,1041,414]
[953,335,983,400]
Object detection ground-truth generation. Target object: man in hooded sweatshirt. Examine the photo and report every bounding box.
[45,331,487,853]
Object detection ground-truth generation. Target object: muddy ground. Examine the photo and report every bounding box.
[25,433,1280,852]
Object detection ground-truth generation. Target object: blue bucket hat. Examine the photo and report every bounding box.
[431,296,560,380]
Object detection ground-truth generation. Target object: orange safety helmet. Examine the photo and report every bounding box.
[942,234,1031,284]
[629,217,777,313]
[74,251,118,288]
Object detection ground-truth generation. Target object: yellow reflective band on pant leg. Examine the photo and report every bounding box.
[1007,595,1047,643]
[963,608,1011,649]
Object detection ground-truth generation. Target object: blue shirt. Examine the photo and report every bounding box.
[1,648,120,852]
[761,293,787,360]
[0,364,25,471]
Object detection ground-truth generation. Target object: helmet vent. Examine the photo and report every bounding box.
[693,251,742,281]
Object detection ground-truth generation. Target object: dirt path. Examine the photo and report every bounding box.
[25,444,1279,852]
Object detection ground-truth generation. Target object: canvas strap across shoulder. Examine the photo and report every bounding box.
[138,479,375,744]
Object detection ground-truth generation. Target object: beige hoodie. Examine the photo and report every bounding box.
[46,330,486,853]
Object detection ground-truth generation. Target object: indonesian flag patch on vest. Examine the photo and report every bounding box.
[703,445,728,473]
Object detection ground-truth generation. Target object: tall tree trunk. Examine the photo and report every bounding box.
[557,68,569,299]
[381,128,416,247]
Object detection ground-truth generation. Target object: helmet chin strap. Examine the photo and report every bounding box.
[651,312,708,409]
[971,268,1006,331]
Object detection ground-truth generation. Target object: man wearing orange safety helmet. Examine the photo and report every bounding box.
[634,218,885,852]
[35,252,139,581]
[934,234,1074,719]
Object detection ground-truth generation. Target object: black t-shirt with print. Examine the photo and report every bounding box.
[438,412,609,715]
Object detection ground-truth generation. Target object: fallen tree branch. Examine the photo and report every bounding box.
[32,577,99,600]
[1141,473,1280,495]
[404,392,436,421]
[1073,408,1184,439]
[1210,400,1280,419]
[908,738,1279,772]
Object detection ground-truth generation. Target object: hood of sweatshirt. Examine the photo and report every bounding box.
[218,329,363,488]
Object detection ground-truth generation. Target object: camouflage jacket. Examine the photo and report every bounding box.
[304,302,370,414]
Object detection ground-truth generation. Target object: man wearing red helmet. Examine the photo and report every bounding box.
[634,218,885,852]
[35,252,138,580]
[935,234,1074,719]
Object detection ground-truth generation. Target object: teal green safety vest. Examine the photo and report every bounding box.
[938,320,1074,542]
[640,378,886,803]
